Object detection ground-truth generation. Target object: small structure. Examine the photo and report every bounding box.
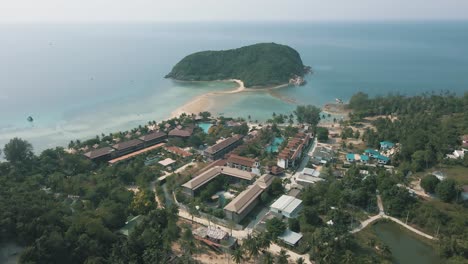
[447,149,466,159]
[165,146,193,158]
[432,171,445,181]
[204,135,243,161]
[462,135,468,148]
[287,188,301,198]
[296,168,322,186]
[159,158,176,167]
[226,154,260,175]
[310,146,334,165]
[461,185,468,201]
[380,141,395,150]
[364,149,380,158]
[278,230,303,246]
[375,154,390,165]
[360,154,370,164]
[346,153,355,163]
[268,166,284,176]
[193,226,237,249]
[270,195,303,218]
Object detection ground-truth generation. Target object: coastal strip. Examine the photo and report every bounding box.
[170,79,293,118]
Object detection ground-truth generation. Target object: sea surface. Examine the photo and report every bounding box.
[1,22,468,152]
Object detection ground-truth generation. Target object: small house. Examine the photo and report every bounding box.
[346,153,355,163]
[380,141,395,150]
[278,230,303,246]
[270,195,303,218]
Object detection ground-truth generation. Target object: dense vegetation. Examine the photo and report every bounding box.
[0,138,188,264]
[348,91,468,171]
[166,43,306,87]
[346,91,468,263]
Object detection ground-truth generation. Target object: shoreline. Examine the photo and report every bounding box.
[170,79,291,118]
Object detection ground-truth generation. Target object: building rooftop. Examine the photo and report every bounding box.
[182,166,255,190]
[113,139,144,151]
[165,146,193,157]
[270,195,302,215]
[227,154,256,168]
[278,230,303,245]
[168,126,194,137]
[159,158,176,167]
[365,149,380,156]
[205,135,243,154]
[84,146,114,159]
[255,174,274,189]
[224,184,263,214]
[139,131,166,142]
[380,141,395,148]
[193,226,228,240]
[360,155,370,161]
[346,153,355,161]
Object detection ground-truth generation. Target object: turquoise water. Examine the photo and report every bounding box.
[1,22,468,152]
[198,122,213,133]
[266,137,284,153]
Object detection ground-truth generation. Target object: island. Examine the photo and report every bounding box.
[165,43,310,87]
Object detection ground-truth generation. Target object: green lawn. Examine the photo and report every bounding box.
[412,165,468,185]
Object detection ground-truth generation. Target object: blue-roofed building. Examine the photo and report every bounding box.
[360,155,370,163]
[376,155,390,164]
[364,149,380,158]
[380,141,395,150]
[346,153,355,162]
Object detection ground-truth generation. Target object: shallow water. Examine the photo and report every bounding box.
[373,221,441,264]
[1,22,468,152]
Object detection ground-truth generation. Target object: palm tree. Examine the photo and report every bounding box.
[296,257,305,264]
[231,247,244,264]
[276,249,290,264]
[243,234,260,260]
[261,252,274,264]
[255,233,271,252]
[342,250,354,264]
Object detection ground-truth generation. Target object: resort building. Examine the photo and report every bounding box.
[204,135,244,161]
[346,153,355,163]
[164,146,193,158]
[380,141,395,150]
[224,184,263,223]
[83,147,115,162]
[364,149,380,158]
[278,230,303,247]
[226,154,260,175]
[267,165,284,176]
[270,195,303,218]
[223,174,274,223]
[168,125,194,138]
[376,154,390,164]
[139,131,167,147]
[181,166,255,197]
[112,139,144,157]
[277,132,311,169]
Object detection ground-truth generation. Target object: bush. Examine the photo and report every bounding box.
[436,179,457,202]
[420,175,440,193]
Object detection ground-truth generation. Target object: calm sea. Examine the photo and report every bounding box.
[1,22,467,152]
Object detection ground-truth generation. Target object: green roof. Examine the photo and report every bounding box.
[376,155,390,162]
[360,155,370,161]
[346,153,355,160]
[365,149,380,155]
[380,141,395,148]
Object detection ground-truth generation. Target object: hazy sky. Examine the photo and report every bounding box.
[1,0,468,23]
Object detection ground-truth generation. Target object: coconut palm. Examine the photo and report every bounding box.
[261,252,274,264]
[296,257,305,264]
[276,249,290,264]
[231,247,244,264]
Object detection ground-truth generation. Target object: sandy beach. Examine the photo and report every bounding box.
[170,79,291,118]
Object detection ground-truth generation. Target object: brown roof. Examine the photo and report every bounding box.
[270,166,284,175]
[139,131,166,142]
[165,146,193,157]
[224,184,263,214]
[205,135,243,154]
[84,147,114,159]
[227,154,256,168]
[112,139,143,151]
[168,126,194,137]
[182,166,254,190]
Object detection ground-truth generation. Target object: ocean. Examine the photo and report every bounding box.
[1,22,467,152]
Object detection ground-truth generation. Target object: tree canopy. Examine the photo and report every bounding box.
[166,43,306,87]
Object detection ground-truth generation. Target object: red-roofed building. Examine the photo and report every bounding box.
[227,154,260,175]
[277,132,311,169]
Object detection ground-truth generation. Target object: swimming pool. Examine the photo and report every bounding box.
[265,137,284,153]
[198,122,213,133]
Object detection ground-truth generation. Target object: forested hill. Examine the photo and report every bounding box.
[165,43,306,87]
